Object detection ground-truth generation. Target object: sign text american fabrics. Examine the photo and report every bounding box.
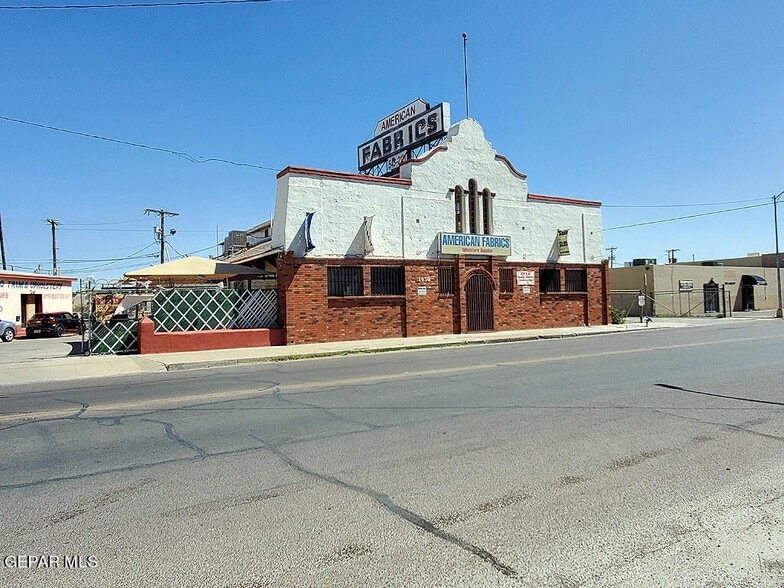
[438,233,511,257]
[358,103,448,172]
[373,98,429,137]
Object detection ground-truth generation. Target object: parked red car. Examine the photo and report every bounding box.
[25,312,83,338]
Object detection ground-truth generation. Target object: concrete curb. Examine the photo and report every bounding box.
[160,326,654,372]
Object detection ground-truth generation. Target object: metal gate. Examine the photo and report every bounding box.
[466,272,494,332]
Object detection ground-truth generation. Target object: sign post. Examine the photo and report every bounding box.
[638,291,646,323]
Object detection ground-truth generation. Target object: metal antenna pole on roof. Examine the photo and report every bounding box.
[462,32,470,119]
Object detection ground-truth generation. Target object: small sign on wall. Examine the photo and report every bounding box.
[557,229,570,256]
[517,271,534,286]
[417,286,427,296]
[522,285,531,294]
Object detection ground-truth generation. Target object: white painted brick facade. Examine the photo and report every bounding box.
[271,118,604,263]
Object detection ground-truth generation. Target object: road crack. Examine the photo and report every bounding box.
[248,434,517,578]
[141,418,207,456]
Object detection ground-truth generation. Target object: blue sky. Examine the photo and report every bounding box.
[1,0,783,281]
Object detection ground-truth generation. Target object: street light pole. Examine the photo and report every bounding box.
[774,190,784,318]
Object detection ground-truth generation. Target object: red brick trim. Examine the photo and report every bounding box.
[494,154,528,180]
[528,193,602,207]
[276,165,412,186]
[0,272,77,283]
[405,145,448,166]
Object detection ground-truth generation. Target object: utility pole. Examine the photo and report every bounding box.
[774,190,783,318]
[606,246,617,268]
[0,212,7,270]
[666,248,680,264]
[144,208,178,264]
[44,218,60,275]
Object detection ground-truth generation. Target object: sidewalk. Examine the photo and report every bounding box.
[2,312,776,386]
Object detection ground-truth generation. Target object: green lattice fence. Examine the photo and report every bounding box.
[152,288,278,333]
[90,320,139,355]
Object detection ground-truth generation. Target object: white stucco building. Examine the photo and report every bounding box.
[0,271,77,329]
[231,115,610,344]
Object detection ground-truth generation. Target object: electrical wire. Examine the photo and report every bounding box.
[604,202,770,231]
[0,0,275,10]
[0,115,279,171]
[58,216,148,227]
[1,112,778,215]
[602,197,769,208]
[70,241,160,272]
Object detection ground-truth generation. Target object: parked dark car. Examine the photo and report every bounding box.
[25,312,83,338]
[1,319,16,342]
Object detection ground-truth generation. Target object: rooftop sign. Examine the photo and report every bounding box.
[373,98,429,137]
[358,102,449,173]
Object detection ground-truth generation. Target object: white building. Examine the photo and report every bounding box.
[231,115,610,344]
[0,271,77,328]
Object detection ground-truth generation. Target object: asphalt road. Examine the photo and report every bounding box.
[1,320,783,587]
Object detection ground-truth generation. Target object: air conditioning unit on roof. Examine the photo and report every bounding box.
[228,231,248,248]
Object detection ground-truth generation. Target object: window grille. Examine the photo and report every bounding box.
[328,266,363,296]
[540,269,561,293]
[370,266,404,296]
[482,188,493,234]
[454,185,464,233]
[438,267,454,295]
[500,268,514,293]
[468,179,478,234]
[565,269,587,292]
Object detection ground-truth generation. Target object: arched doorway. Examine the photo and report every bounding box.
[703,279,720,314]
[465,272,494,332]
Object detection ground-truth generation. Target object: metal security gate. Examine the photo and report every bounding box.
[466,272,494,332]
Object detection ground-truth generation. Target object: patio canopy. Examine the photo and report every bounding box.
[124,256,266,284]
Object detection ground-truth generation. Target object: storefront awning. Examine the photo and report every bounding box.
[742,274,768,286]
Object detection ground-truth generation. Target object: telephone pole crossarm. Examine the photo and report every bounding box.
[144,208,179,264]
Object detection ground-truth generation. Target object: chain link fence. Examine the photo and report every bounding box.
[612,288,730,319]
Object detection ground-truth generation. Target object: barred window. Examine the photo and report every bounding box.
[371,266,404,296]
[328,266,363,296]
[540,269,561,293]
[500,268,514,293]
[565,269,587,292]
[454,185,464,233]
[438,267,454,295]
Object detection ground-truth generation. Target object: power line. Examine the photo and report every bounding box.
[65,242,160,272]
[604,202,770,231]
[1,111,778,217]
[602,197,768,208]
[0,0,275,10]
[58,215,147,227]
[0,115,278,171]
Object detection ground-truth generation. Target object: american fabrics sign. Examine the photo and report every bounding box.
[357,102,449,172]
[438,233,511,257]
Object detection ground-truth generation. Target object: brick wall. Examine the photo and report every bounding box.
[277,253,609,344]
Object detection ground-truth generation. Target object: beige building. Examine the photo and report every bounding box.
[610,254,782,317]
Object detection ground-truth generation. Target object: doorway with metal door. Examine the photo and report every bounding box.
[740,274,767,311]
[465,271,494,332]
